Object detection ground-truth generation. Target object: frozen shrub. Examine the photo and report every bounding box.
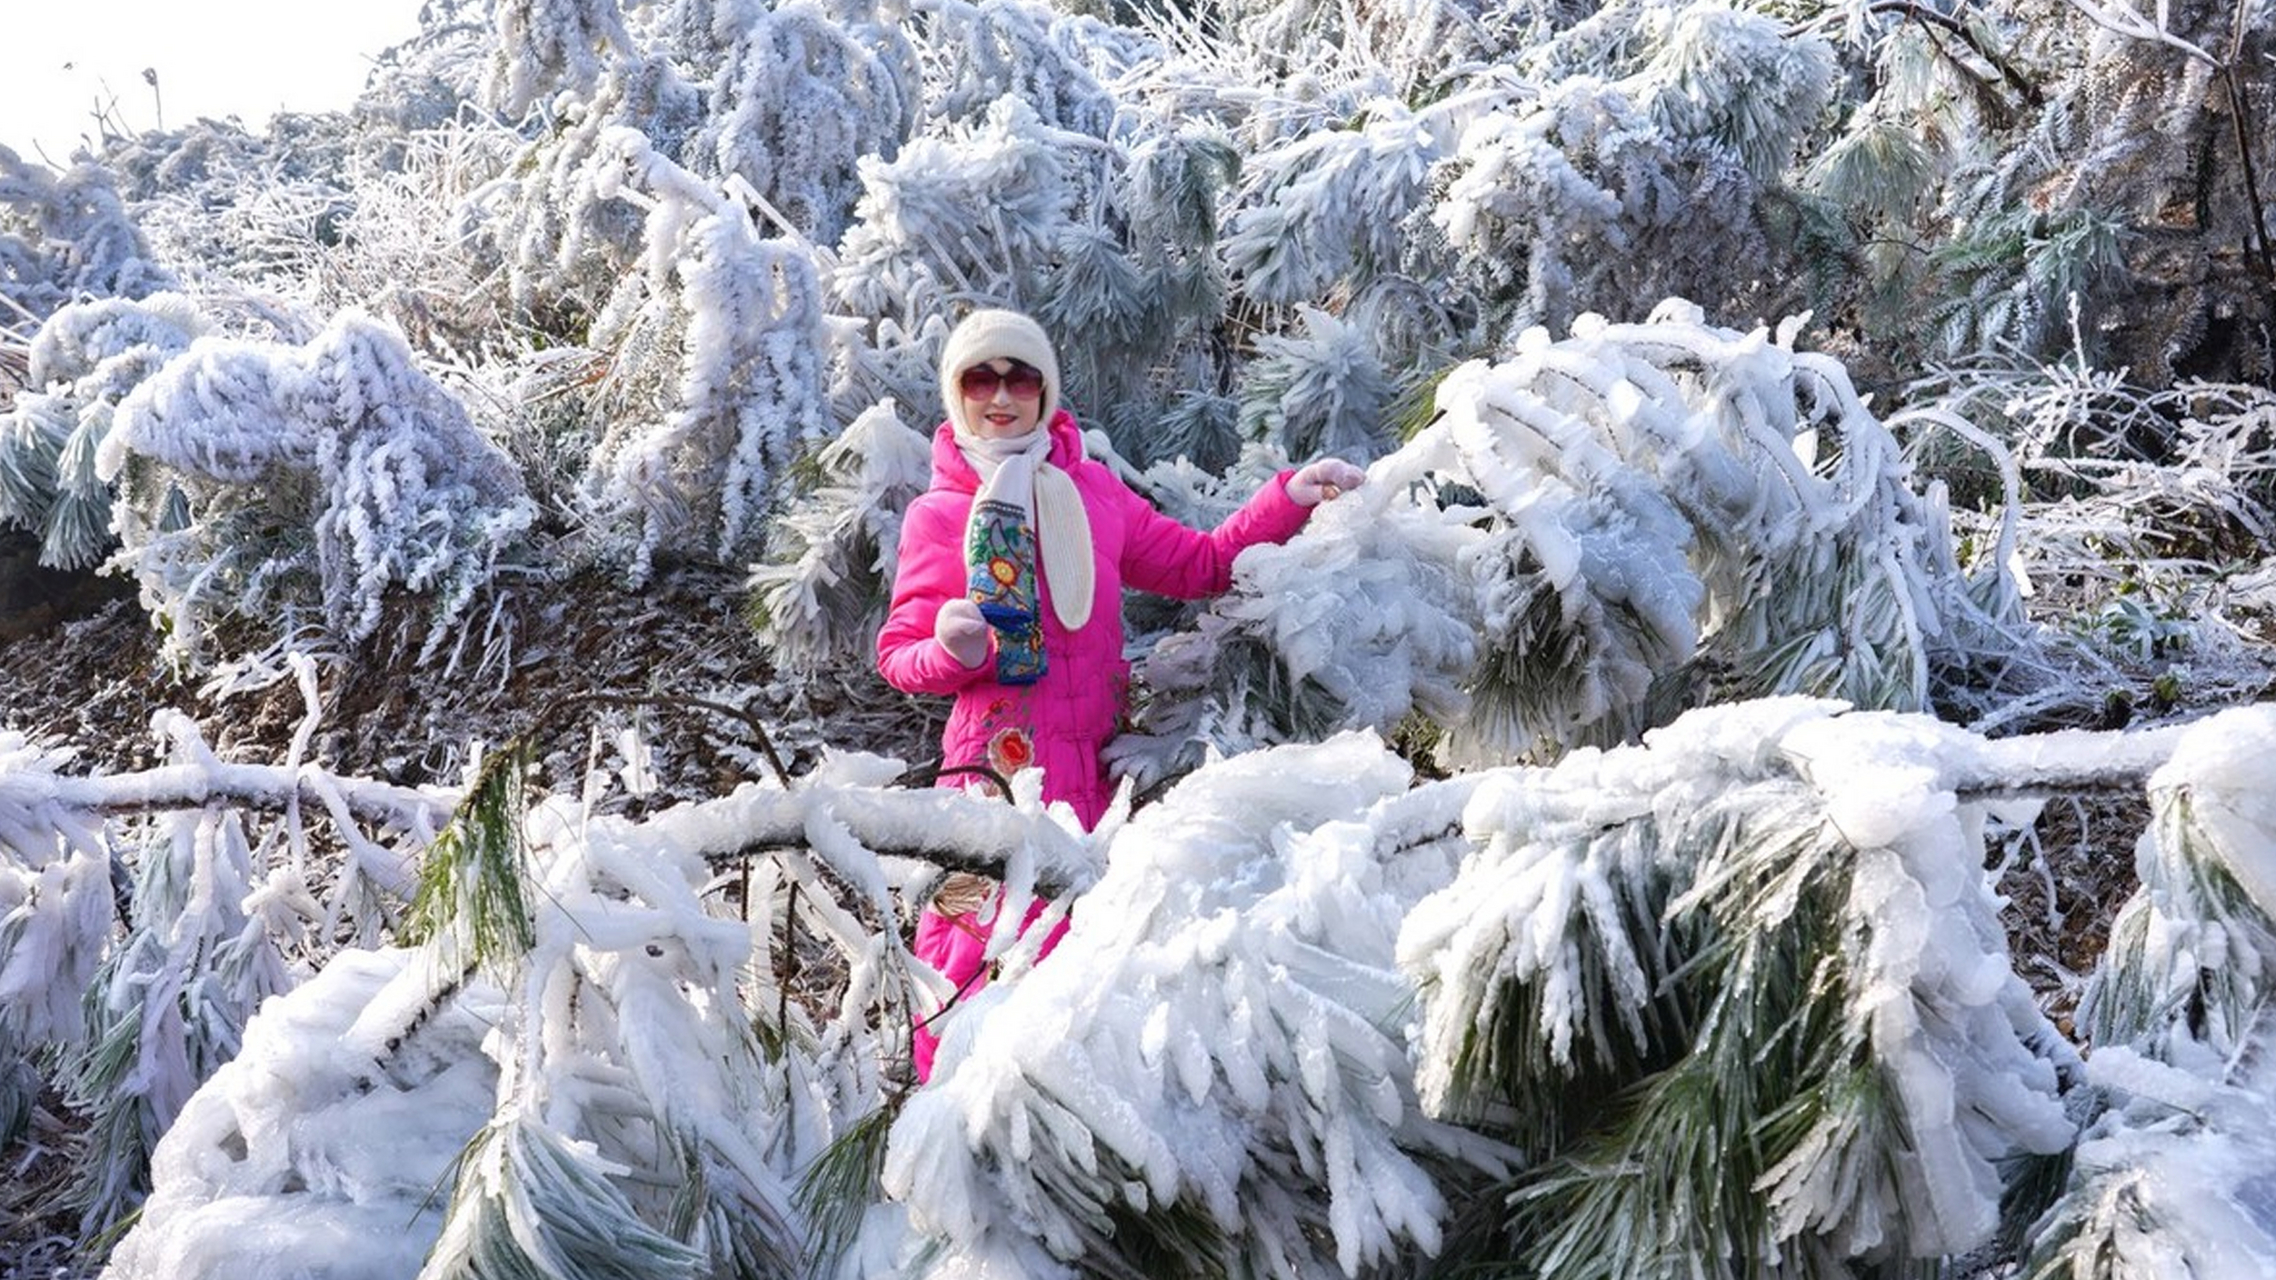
[98,310,536,666]
[0,294,206,569]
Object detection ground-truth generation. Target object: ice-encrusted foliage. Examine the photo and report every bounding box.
[0,148,178,333]
[100,740,978,1279]
[907,0,1129,137]
[1433,76,1784,338]
[882,735,1509,1279]
[577,129,834,580]
[61,797,296,1238]
[97,310,536,666]
[1945,366,2276,576]
[0,732,117,1142]
[697,0,918,248]
[21,0,2276,1273]
[486,0,638,119]
[813,3,1197,453]
[1630,2,1836,185]
[2027,706,2276,1278]
[90,115,362,307]
[746,400,932,675]
[1107,455,1480,799]
[1400,698,2079,1275]
[9,690,2256,1279]
[1125,302,2018,779]
[1236,304,1403,464]
[477,56,707,338]
[1416,304,1985,757]
[1,671,414,1206]
[103,948,501,1280]
[831,96,1092,336]
[827,91,1219,461]
[1906,0,2270,384]
[0,294,205,569]
[1035,123,1243,458]
[1194,0,1508,94]
[46,709,319,1239]
[1893,360,2276,727]
[1221,97,1452,314]
[404,775,862,1280]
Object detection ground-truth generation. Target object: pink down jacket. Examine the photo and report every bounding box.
[877,407,1310,829]
[877,409,1309,1078]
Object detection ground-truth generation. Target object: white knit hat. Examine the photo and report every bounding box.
[938,308,1061,437]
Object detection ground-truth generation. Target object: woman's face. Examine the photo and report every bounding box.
[957,358,1045,439]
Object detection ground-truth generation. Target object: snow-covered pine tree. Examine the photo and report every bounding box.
[905,0,1129,138]
[0,148,179,334]
[0,732,117,1159]
[1400,698,2080,1276]
[745,400,932,675]
[1235,303,1404,464]
[1790,0,2276,386]
[1121,301,2027,783]
[57,714,301,1239]
[2026,704,2276,1278]
[0,294,205,569]
[97,309,537,669]
[877,734,1512,1278]
[574,129,835,580]
[486,0,638,120]
[1080,122,1243,464]
[1794,0,2030,375]
[1433,75,1771,341]
[829,96,1095,378]
[1103,444,1480,800]
[696,0,919,249]
[99,733,1043,1279]
[6,682,2239,1280]
[1220,93,1457,321]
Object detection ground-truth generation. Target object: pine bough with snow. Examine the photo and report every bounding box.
[8,684,2276,1278]
[1111,300,2038,792]
[94,309,537,669]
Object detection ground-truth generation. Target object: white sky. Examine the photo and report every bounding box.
[1,1,430,166]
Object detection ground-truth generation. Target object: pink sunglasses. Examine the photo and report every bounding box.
[959,361,1045,400]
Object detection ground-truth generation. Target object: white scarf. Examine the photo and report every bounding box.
[957,427,1094,633]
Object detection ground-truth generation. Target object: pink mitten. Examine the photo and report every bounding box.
[935,597,991,668]
[1287,458,1367,507]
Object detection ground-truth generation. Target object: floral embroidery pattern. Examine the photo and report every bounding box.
[966,497,1044,684]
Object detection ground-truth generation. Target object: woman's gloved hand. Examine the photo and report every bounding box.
[1287,458,1367,507]
[935,598,992,668]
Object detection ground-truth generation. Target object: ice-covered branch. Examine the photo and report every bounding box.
[5,719,452,840]
[2061,0,2220,66]
[630,755,1103,897]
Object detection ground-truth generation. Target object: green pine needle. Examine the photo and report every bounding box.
[793,1103,898,1278]
[403,742,537,975]
[420,1114,705,1280]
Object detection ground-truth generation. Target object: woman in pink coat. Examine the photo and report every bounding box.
[875,308,1363,1080]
